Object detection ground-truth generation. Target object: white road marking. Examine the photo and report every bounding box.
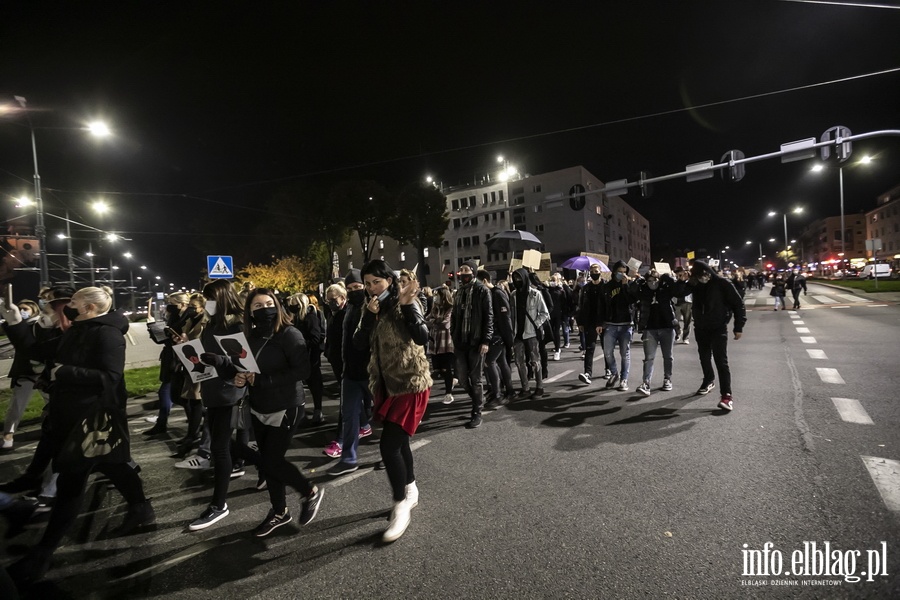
[861,456,900,512]
[800,336,817,343]
[543,369,574,383]
[836,293,871,303]
[329,439,431,489]
[830,306,850,309]
[806,349,828,359]
[831,398,874,425]
[793,320,805,324]
[410,438,431,451]
[816,368,845,384]
[795,327,810,333]
[863,304,889,307]
[813,295,837,304]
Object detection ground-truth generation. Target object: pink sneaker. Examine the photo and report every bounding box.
[359,425,373,438]
[323,440,342,458]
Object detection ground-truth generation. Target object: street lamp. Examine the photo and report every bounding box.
[767,207,803,266]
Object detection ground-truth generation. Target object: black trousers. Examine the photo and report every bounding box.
[582,327,599,376]
[380,421,414,503]
[694,327,732,395]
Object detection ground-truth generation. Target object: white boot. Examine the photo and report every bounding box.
[405,481,419,509]
[383,499,411,543]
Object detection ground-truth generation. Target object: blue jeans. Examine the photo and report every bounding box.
[602,324,633,380]
[340,378,372,465]
[157,381,173,420]
[642,328,675,383]
[454,348,486,416]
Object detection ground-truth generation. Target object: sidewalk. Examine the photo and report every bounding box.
[811,280,900,302]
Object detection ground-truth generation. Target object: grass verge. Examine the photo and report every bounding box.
[0,366,160,428]
[813,278,900,293]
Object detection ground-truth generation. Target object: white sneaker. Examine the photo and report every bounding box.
[406,481,419,509]
[175,455,212,470]
[451,378,459,389]
[1,437,12,450]
[637,382,651,396]
[564,343,570,349]
[553,350,561,361]
[617,379,629,392]
[442,394,454,405]
[144,416,159,424]
[383,499,412,542]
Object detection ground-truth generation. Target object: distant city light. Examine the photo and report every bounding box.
[87,121,111,137]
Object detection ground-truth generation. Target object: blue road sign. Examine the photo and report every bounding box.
[207,255,234,279]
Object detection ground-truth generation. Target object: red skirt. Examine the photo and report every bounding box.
[373,389,430,436]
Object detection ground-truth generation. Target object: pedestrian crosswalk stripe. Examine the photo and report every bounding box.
[861,456,900,512]
[832,398,873,425]
[796,327,810,333]
[807,349,827,359]
[817,368,845,384]
[836,293,870,303]
[813,295,838,304]
[793,320,804,324]
[800,336,817,343]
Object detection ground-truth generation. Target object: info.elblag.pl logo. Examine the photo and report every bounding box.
[741,541,889,585]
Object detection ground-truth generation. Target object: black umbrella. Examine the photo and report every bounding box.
[485,230,543,253]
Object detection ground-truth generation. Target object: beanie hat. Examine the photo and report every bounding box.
[461,260,479,272]
[344,269,362,286]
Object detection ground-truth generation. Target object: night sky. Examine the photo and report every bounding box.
[2,1,899,289]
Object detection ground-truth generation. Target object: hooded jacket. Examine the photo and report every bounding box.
[688,261,747,332]
[47,310,129,436]
[509,268,550,340]
[450,277,493,349]
[577,276,605,328]
[635,274,678,331]
[600,261,638,325]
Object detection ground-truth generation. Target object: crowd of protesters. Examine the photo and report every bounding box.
[0,255,764,590]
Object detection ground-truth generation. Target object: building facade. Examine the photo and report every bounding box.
[799,213,868,275]
[866,185,900,264]
[332,165,651,286]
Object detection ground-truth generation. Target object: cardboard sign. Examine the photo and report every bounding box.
[522,249,541,270]
[654,262,673,275]
[539,252,552,272]
[627,257,642,273]
[214,332,262,374]
[175,340,217,383]
[509,258,523,273]
[535,270,551,283]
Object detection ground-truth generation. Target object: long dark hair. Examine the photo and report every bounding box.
[242,287,293,335]
[202,279,244,330]
[360,259,399,300]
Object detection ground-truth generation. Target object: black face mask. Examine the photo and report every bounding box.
[512,276,525,290]
[590,272,601,281]
[459,273,473,285]
[62,306,80,321]
[287,304,300,314]
[184,306,197,318]
[252,307,279,335]
[165,304,178,314]
[348,289,366,307]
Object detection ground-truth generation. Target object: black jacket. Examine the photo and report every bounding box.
[576,280,604,328]
[47,311,128,439]
[199,314,246,408]
[450,280,494,349]
[689,265,747,332]
[344,301,371,381]
[599,279,638,325]
[324,306,346,367]
[488,286,514,348]
[246,326,310,414]
[3,317,61,384]
[635,275,678,331]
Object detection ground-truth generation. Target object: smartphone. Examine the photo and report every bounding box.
[5,284,12,307]
[164,327,178,338]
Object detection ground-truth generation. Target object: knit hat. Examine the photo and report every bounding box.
[461,260,479,273]
[46,285,76,303]
[344,269,362,286]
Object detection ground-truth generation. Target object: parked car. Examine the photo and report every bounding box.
[861,264,892,279]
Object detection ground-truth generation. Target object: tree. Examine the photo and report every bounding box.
[386,182,449,286]
[328,180,393,264]
[238,255,321,295]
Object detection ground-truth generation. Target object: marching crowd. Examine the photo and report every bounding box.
[0,256,753,591]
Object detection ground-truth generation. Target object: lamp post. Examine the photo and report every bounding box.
[768,207,803,266]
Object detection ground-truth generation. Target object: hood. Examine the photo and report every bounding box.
[611,260,629,275]
[512,268,531,292]
[79,309,130,334]
[690,260,715,278]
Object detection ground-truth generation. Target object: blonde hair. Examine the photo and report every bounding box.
[325,283,347,299]
[74,286,113,314]
[167,292,190,305]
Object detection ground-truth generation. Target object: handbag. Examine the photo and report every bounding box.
[56,401,130,470]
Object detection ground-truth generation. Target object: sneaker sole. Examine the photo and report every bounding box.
[328,465,359,476]
[382,515,411,543]
[299,489,324,525]
[638,388,651,396]
[718,401,734,411]
[255,514,293,537]
[188,509,230,531]
[578,375,591,384]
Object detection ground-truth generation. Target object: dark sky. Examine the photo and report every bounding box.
[2,0,899,288]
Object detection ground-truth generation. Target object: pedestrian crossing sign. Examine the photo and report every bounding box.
[207,255,234,279]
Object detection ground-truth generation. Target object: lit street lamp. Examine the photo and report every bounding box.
[767,207,803,266]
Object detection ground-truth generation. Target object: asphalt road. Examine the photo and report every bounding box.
[1,283,899,599]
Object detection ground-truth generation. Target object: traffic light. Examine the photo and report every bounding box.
[719,150,745,182]
[568,184,586,210]
[820,126,852,163]
[638,171,653,198]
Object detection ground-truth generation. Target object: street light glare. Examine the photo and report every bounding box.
[106,233,118,242]
[811,164,824,173]
[769,238,776,242]
[860,155,872,164]
[92,200,109,214]
[793,207,803,213]
[123,252,133,258]
[56,233,66,239]
[767,211,776,217]
[497,155,504,163]
[87,121,111,137]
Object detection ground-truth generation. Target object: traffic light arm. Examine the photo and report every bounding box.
[599,128,900,197]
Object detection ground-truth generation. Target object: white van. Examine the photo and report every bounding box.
[861,264,892,279]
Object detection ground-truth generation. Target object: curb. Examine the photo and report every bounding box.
[807,280,900,301]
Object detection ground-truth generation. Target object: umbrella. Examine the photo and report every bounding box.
[560,256,611,272]
[484,230,543,253]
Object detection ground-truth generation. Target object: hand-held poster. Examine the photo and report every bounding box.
[176,340,217,383]
[214,332,261,374]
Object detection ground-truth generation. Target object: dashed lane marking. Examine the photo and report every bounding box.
[816,368,845,384]
[831,398,874,425]
[796,327,810,333]
[800,336,817,343]
[863,304,889,307]
[861,456,900,512]
[793,320,805,324]
[830,306,851,309]
[806,349,828,360]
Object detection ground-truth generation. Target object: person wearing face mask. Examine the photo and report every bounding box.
[143,292,192,437]
[323,269,374,468]
[634,270,681,396]
[597,261,639,392]
[354,259,431,542]
[449,260,493,429]
[576,263,606,385]
[687,261,746,411]
[770,274,787,311]
[509,268,550,399]
[10,287,154,585]
[0,286,76,505]
[217,288,322,536]
[2,298,42,450]
[673,267,694,345]
[181,279,247,531]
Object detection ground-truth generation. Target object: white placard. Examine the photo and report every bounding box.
[214,332,262,373]
[654,262,672,275]
[175,340,217,383]
[627,257,642,273]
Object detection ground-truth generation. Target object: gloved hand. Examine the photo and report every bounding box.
[200,353,227,367]
[0,299,21,326]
